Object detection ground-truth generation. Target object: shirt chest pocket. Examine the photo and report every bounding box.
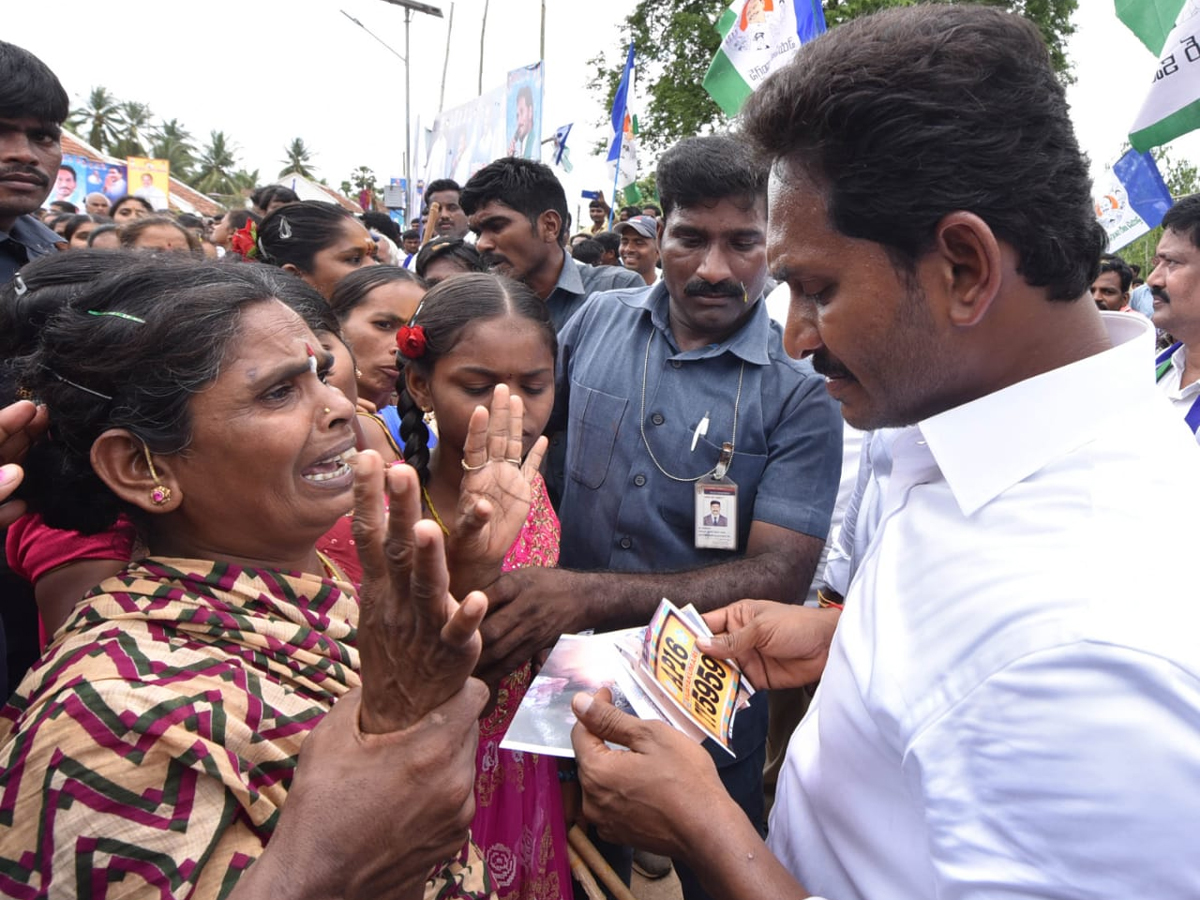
[568,382,628,490]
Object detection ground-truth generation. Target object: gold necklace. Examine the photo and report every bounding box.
[421,484,451,536]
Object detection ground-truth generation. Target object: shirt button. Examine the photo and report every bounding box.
[619,537,632,549]
[671,360,682,369]
[634,474,646,486]
[651,413,664,426]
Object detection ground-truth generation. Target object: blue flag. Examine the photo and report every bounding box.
[607,42,636,167]
[553,123,572,166]
[1092,148,1174,251]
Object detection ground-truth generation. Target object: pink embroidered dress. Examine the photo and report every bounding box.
[474,473,571,900]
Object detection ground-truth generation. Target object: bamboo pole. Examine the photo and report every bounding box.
[567,825,640,900]
[568,845,606,900]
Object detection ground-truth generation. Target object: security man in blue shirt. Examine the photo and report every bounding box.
[479,135,843,900]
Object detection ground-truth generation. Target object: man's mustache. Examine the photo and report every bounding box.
[479,252,508,269]
[1151,284,1170,304]
[684,278,742,299]
[0,166,49,188]
[812,349,853,380]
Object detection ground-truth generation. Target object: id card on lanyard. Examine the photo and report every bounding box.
[695,442,738,550]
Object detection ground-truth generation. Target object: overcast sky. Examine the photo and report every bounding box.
[8,0,1198,220]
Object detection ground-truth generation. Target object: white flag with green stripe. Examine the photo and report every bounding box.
[702,0,826,117]
[1119,0,1200,151]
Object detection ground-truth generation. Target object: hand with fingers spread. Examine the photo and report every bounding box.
[0,400,49,528]
[699,599,840,691]
[350,450,488,734]
[449,383,548,597]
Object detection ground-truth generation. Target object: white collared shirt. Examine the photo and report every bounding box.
[771,313,1200,900]
[1156,342,1200,442]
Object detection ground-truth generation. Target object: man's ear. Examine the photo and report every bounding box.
[90,429,182,514]
[281,262,301,277]
[931,211,1003,328]
[405,366,433,414]
[538,210,563,245]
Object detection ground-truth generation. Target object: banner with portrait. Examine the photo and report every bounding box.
[126,157,171,211]
[506,62,544,161]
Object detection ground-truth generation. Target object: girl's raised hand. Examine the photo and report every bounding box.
[449,383,548,596]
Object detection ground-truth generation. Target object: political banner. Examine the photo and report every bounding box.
[1120,0,1200,150]
[506,62,544,160]
[1093,148,1174,251]
[703,0,826,117]
[126,157,171,210]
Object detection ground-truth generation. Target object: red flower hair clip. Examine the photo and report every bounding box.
[229,220,259,260]
[396,324,427,359]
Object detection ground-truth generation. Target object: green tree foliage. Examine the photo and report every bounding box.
[67,87,120,152]
[280,137,317,179]
[589,0,1079,158]
[195,130,241,196]
[111,101,154,159]
[150,119,198,182]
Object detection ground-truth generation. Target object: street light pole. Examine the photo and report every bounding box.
[378,0,443,219]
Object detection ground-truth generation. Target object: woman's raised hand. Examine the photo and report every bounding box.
[450,383,548,593]
[350,450,487,734]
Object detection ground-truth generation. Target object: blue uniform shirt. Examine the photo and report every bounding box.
[554,281,842,574]
[0,214,60,288]
[544,248,644,332]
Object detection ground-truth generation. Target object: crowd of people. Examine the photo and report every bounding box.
[1,5,1199,900]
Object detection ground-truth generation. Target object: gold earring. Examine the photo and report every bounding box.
[143,445,171,506]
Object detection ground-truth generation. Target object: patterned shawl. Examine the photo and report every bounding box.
[0,558,491,900]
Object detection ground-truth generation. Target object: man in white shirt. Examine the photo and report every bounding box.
[1147,193,1200,441]
[567,7,1200,899]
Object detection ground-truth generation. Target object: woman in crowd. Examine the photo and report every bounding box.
[328,265,424,409]
[87,223,120,249]
[415,234,485,287]
[109,193,154,224]
[396,272,571,900]
[257,200,379,297]
[0,258,540,898]
[118,214,199,253]
[61,213,104,249]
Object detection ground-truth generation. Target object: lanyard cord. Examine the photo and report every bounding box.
[638,328,745,482]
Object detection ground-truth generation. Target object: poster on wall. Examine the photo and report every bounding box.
[126,157,171,210]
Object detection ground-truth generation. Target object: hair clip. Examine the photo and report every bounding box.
[13,276,27,297]
[278,216,293,240]
[51,370,113,401]
[406,297,427,327]
[88,310,146,324]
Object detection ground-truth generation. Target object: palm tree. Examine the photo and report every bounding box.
[150,118,197,182]
[67,86,120,152]
[280,137,316,179]
[111,101,154,159]
[195,130,241,196]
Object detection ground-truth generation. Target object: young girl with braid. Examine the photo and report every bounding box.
[395,272,570,900]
